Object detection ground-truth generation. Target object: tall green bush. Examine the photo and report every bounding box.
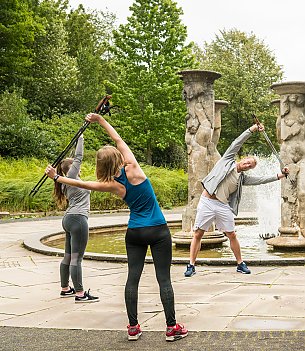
[0,91,55,158]
[0,158,187,213]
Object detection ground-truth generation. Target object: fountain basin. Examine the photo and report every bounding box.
[23,219,305,266]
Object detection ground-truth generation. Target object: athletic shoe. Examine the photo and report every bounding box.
[237,262,251,274]
[127,324,142,341]
[60,286,75,298]
[75,289,99,303]
[184,264,196,277]
[166,323,188,342]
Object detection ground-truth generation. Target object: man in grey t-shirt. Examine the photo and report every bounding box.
[184,123,289,277]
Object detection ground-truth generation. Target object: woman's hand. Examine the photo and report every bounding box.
[85,113,103,124]
[45,165,57,179]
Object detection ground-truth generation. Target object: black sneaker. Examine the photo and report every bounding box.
[75,289,99,303]
[60,286,76,298]
[237,262,251,274]
[184,264,196,277]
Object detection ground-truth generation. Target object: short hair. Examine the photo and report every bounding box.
[246,156,258,166]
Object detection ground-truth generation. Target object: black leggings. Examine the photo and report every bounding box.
[125,224,176,327]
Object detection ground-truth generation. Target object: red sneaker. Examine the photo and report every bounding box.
[166,323,188,342]
[127,324,142,341]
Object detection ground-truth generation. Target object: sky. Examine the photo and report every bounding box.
[69,0,305,82]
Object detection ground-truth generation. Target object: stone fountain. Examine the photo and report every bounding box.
[172,70,228,247]
[267,81,305,249]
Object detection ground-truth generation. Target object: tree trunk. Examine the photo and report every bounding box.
[146,143,152,165]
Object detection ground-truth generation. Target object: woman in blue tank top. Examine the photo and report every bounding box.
[45,113,188,342]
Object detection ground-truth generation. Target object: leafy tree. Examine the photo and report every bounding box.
[66,6,117,112]
[24,0,79,119]
[109,0,195,164]
[0,0,42,92]
[197,29,283,155]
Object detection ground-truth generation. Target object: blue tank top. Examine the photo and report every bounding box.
[114,167,166,228]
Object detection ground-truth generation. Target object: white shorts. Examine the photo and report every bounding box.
[194,195,235,232]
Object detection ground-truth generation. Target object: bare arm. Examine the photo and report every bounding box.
[85,113,138,166]
[45,165,119,194]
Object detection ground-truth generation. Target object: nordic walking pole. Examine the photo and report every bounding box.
[29,95,112,196]
[252,114,295,185]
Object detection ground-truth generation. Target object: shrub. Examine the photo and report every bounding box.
[0,91,55,158]
[152,142,187,170]
[0,158,188,213]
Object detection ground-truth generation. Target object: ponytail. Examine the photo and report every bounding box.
[53,158,73,209]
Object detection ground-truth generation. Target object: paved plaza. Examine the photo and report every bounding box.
[0,211,305,350]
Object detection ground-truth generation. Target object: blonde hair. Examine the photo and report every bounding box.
[96,145,124,182]
[245,156,257,166]
[53,158,73,208]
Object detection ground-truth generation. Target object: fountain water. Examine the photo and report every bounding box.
[252,155,281,236]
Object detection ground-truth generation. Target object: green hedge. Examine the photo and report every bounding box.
[0,158,187,213]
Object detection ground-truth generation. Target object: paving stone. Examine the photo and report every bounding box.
[1,212,305,351]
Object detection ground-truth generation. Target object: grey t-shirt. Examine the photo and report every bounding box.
[215,168,239,204]
[63,137,90,218]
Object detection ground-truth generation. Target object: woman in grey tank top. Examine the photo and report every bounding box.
[53,135,99,303]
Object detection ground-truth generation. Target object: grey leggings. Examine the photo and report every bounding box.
[60,214,89,292]
[125,224,176,327]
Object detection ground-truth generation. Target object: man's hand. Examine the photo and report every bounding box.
[282,167,289,177]
[277,167,289,179]
[249,123,265,133]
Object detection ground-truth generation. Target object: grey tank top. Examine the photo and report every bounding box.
[63,137,90,218]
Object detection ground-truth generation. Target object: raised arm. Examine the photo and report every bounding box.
[66,134,84,179]
[85,113,138,166]
[222,123,264,160]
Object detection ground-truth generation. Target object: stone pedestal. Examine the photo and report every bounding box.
[173,230,227,247]
[173,70,228,248]
[267,82,305,249]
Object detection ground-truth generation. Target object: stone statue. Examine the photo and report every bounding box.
[173,70,227,247]
[267,82,305,248]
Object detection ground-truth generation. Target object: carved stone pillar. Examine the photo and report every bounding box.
[267,82,305,248]
[173,70,227,247]
[271,99,281,143]
[213,100,229,163]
